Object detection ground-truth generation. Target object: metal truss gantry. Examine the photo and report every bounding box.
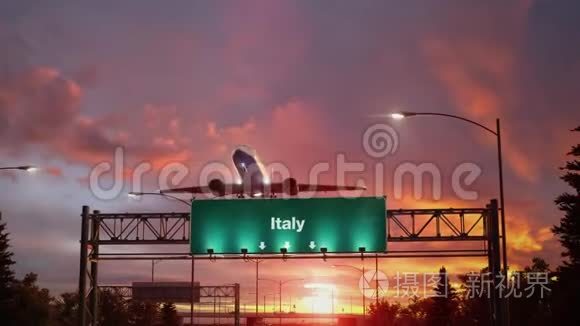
[97,284,240,326]
[99,284,240,300]
[78,199,504,326]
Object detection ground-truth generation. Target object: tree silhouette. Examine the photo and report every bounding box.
[426,266,458,326]
[158,302,180,326]
[128,299,159,326]
[367,298,401,326]
[10,273,53,326]
[456,267,490,326]
[553,126,580,268]
[54,292,79,326]
[551,125,580,324]
[0,212,16,322]
[398,296,428,326]
[99,288,129,326]
[508,258,552,326]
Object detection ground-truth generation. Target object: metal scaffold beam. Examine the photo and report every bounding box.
[89,208,488,245]
[78,201,503,326]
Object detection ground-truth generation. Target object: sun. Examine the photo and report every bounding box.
[301,283,336,314]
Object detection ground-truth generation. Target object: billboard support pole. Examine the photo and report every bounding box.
[487,199,503,326]
[78,205,90,326]
[255,260,260,317]
[375,254,379,305]
[234,283,241,326]
[362,264,366,318]
[190,255,195,326]
[89,210,100,325]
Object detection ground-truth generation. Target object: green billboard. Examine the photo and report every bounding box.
[190,196,386,254]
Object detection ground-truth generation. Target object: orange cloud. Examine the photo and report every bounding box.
[507,217,553,254]
[423,39,538,182]
[43,166,64,177]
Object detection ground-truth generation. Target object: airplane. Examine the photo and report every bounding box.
[160,145,366,198]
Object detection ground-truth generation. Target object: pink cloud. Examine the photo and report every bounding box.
[421,5,540,182]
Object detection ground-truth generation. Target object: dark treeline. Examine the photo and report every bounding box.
[366,259,552,326]
[365,126,580,325]
[0,215,180,325]
[0,126,578,326]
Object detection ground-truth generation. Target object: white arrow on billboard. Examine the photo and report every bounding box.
[259,242,266,250]
[309,241,316,249]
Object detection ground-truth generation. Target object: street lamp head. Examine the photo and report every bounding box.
[11,165,38,173]
[127,191,192,207]
[390,112,416,120]
[18,165,37,172]
[1,165,38,172]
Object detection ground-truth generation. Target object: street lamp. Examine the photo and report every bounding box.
[389,113,406,120]
[151,259,162,282]
[128,191,192,207]
[387,111,507,273]
[245,258,264,317]
[332,264,366,317]
[259,277,304,325]
[249,292,275,313]
[0,165,38,172]
[387,111,509,323]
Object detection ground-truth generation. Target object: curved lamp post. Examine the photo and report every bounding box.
[388,111,507,274]
[259,277,304,324]
[0,165,37,172]
[332,264,366,317]
[128,191,192,207]
[388,111,510,325]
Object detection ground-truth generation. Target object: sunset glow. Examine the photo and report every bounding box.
[1,1,579,325]
[303,283,337,314]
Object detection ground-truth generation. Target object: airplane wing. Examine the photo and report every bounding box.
[297,184,367,192]
[267,182,366,194]
[159,186,208,194]
[159,183,244,196]
[160,182,365,196]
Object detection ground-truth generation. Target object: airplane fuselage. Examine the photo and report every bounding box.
[232,146,269,196]
[160,145,364,197]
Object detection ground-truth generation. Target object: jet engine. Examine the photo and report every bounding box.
[282,177,298,196]
[208,178,226,197]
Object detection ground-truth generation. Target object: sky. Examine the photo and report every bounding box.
[1,0,580,312]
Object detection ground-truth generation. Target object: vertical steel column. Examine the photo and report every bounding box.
[362,265,366,318]
[89,210,100,325]
[375,254,379,305]
[496,119,508,275]
[486,203,494,326]
[496,119,510,326]
[78,205,90,326]
[255,260,259,316]
[234,283,241,326]
[191,256,195,326]
[487,199,503,326]
[190,206,195,326]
